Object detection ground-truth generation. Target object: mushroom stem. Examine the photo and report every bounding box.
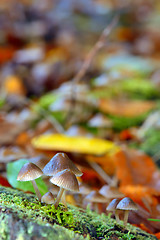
[54,187,65,208]
[115,209,120,223]
[32,180,42,201]
[93,202,99,213]
[123,210,129,226]
[61,191,67,207]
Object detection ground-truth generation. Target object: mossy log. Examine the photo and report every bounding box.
[0,186,157,240]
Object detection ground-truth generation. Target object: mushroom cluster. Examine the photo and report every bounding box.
[17,152,83,208]
[107,197,138,226]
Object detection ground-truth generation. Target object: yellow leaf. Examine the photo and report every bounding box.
[32,134,119,155]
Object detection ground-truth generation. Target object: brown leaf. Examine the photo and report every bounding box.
[115,148,160,191]
[99,99,155,117]
[0,146,28,163]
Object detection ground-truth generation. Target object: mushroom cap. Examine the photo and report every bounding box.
[41,191,55,204]
[84,190,108,203]
[42,152,83,177]
[17,162,43,181]
[49,185,59,195]
[30,156,49,170]
[99,185,124,199]
[79,182,92,195]
[50,169,79,192]
[106,198,121,211]
[116,197,138,211]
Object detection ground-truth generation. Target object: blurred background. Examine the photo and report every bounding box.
[0,0,160,236]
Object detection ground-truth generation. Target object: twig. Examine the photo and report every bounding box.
[65,15,119,125]
[73,15,119,85]
[88,161,113,186]
[25,97,65,134]
[37,107,65,133]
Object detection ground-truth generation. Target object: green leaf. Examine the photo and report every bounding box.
[7,159,48,195]
[39,92,59,109]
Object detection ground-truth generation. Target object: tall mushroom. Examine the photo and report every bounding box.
[42,152,83,177]
[99,185,124,200]
[116,197,138,226]
[17,162,43,201]
[50,169,79,208]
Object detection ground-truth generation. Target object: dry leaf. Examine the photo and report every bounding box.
[86,153,117,175]
[32,134,119,155]
[0,146,28,163]
[4,75,26,95]
[0,119,23,145]
[115,148,160,191]
[99,99,155,117]
[0,46,15,64]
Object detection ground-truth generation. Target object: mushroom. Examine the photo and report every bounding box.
[84,190,108,213]
[41,191,55,204]
[99,185,124,200]
[79,182,92,195]
[74,182,92,206]
[49,185,67,206]
[49,185,60,196]
[17,162,43,201]
[42,152,83,177]
[29,155,50,170]
[50,169,79,208]
[116,197,138,226]
[106,198,121,222]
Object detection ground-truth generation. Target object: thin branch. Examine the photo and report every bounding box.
[88,161,113,185]
[72,15,119,84]
[25,97,65,134]
[65,16,119,126]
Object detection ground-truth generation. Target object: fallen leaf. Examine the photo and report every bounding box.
[0,175,12,187]
[4,75,26,95]
[0,146,28,162]
[0,46,15,64]
[0,118,24,145]
[86,153,117,175]
[99,99,155,117]
[32,134,119,155]
[115,148,160,191]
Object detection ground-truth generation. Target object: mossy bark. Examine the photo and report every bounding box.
[0,186,157,240]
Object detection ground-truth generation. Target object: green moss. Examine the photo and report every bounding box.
[0,186,157,240]
[130,128,160,157]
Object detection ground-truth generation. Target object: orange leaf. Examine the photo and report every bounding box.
[115,148,160,191]
[0,46,15,64]
[86,153,116,175]
[155,232,160,239]
[4,75,26,95]
[99,99,155,117]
